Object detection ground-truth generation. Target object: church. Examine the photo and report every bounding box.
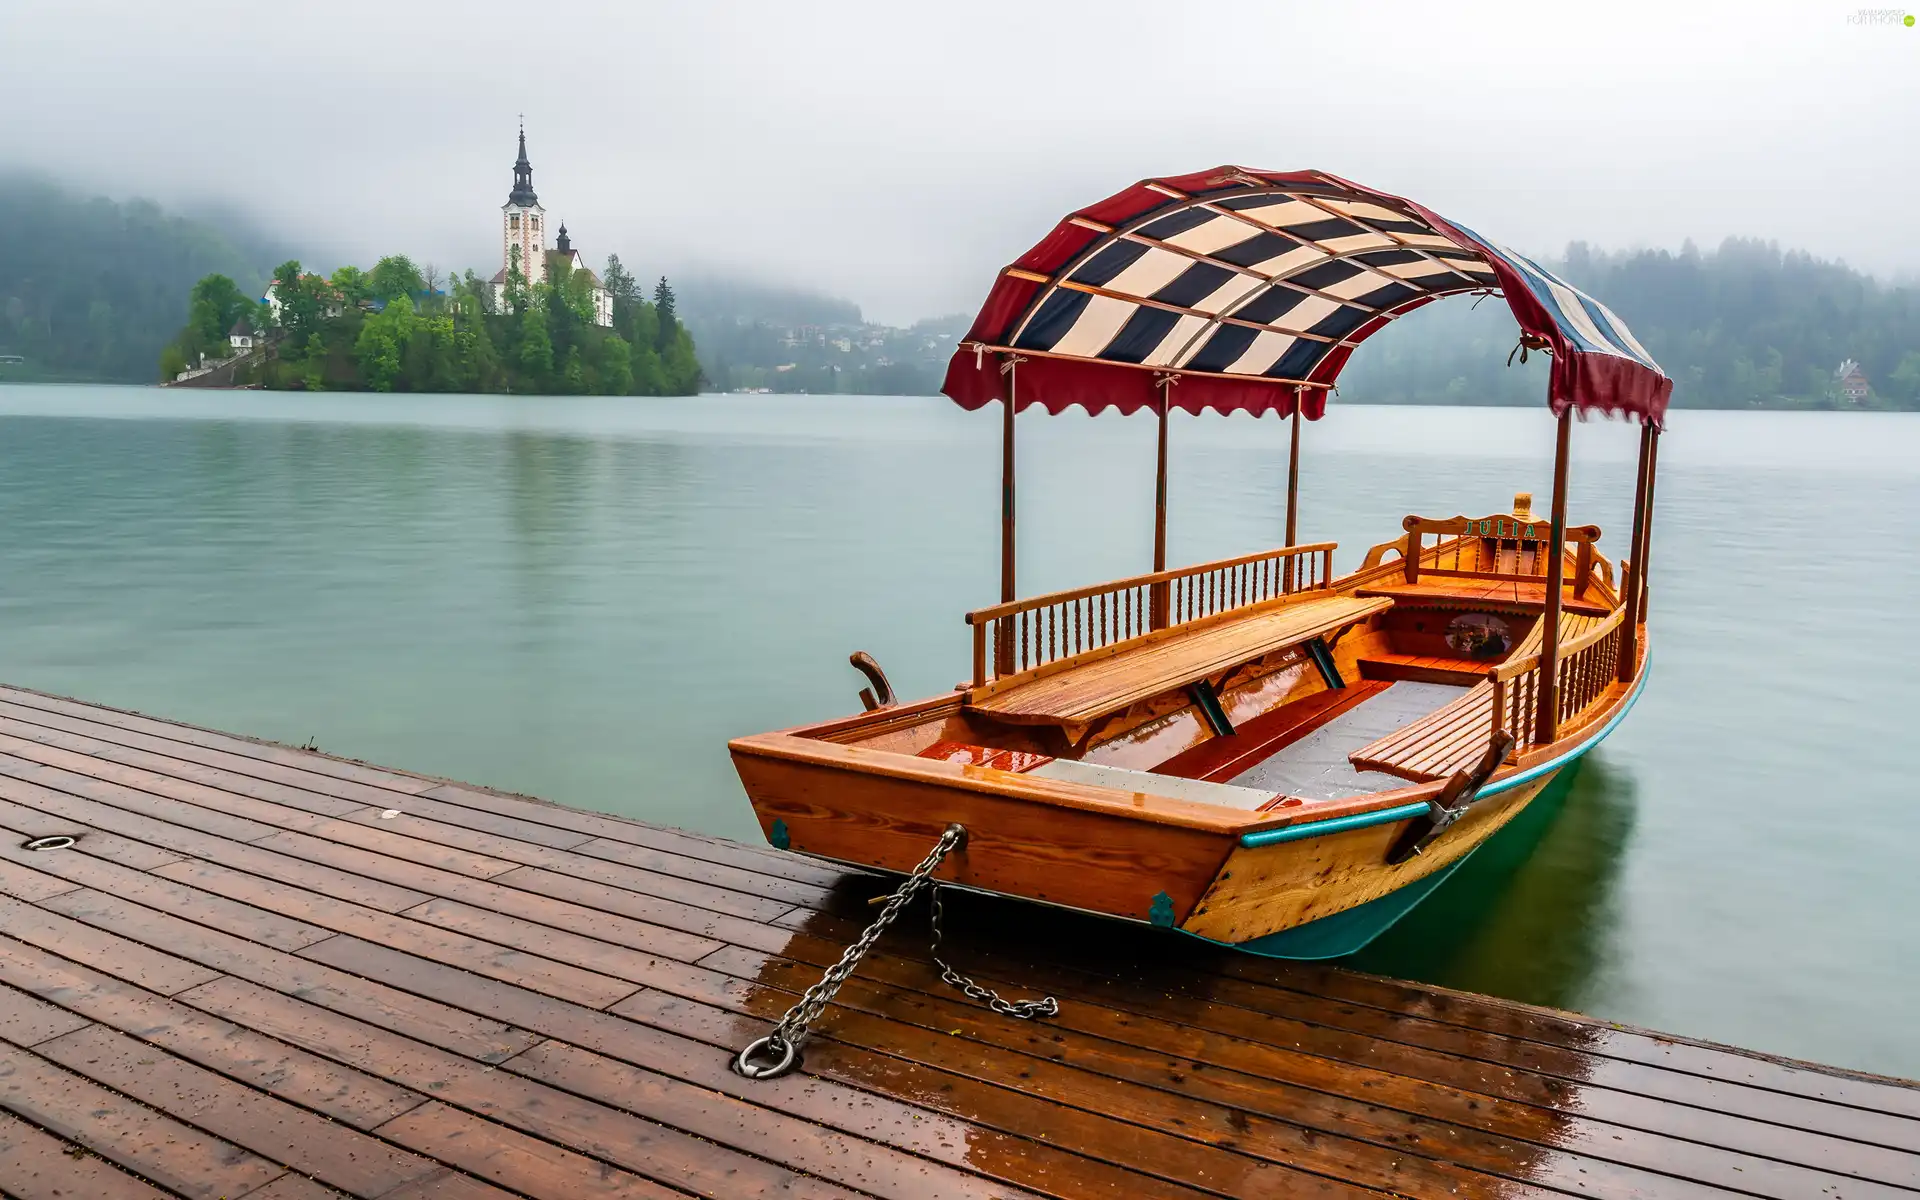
[490,126,613,327]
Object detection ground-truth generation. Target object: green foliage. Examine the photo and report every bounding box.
[0,175,274,381]
[1886,352,1920,404]
[329,265,370,306]
[367,255,426,303]
[517,306,554,383]
[150,236,698,394]
[354,294,412,391]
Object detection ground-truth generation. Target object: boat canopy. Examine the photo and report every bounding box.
[942,168,1672,426]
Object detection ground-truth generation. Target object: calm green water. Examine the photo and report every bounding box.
[1,384,1915,1077]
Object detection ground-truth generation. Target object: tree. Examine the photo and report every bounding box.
[368,255,426,303]
[652,276,678,349]
[1891,352,1920,405]
[187,274,251,347]
[329,265,371,306]
[354,294,413,391]
[598,333,633,394]
[268,260,329,346]
[502,246,529,315]
[517,305,553,383]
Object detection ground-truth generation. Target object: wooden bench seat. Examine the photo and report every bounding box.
[968,593,1391,739]
[1346,610,1606,783]
[1356,577,1612,617]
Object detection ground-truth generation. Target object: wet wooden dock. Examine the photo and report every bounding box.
[0,683,1913,1199]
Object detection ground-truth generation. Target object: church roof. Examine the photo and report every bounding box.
[507,126,539,207]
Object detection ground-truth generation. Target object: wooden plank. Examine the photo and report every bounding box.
[0,978,92,1047]
[0,793,184,870]
[33,1023,450,1198]
[0,721,366,823]
[180,975,888,1200]
[0,685,439,796]
[0,838,333,951]
[419,782,854,887]
[971,596,1390,728]
[1150,682,1390,783]
[299,935,1364,1200]
[0,1110,177,1200]
[773,928,1912,1183]
[0,1040,288,1199]
[0,770,433,911]
[1228,960,1920,1122]
[779,897,1920,1158]
[8,888,540,1063]
[0,936,426,1129]
[244,1177,353,1200]
[698,939,1920,1194]
[374,1102,688,1200]
[0,894,221,997]
[1355,578,1612,617]
[143,859,643,1009]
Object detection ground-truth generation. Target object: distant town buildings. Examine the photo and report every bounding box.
[1836,359,1870,403]
[490,125,612,327]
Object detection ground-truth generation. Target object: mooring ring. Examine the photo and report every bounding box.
[733,1035,799,1079]
[23,835,76,852]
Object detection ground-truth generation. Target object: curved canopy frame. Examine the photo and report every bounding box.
[943,167,1671,427]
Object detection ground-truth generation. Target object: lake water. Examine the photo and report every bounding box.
[1,384,1915,1079]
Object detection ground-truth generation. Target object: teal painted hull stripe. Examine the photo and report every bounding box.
[1237,655,1648,850]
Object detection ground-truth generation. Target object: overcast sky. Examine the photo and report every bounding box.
[1,0,1914,324]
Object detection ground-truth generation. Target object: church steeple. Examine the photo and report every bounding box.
[555,223,571,255]
[507,121,539,207]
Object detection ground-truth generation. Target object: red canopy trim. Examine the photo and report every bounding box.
[942,168,1670,427]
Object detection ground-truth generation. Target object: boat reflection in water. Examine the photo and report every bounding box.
[1346,756,1639,1011]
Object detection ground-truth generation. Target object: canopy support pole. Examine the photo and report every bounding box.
[1534,410,1573,745]
[996,357,1018,674]
[1635,426,1661,626]
[1151,378,1172,629]
[1285,388,1302,590]
[1616,421,1655,682]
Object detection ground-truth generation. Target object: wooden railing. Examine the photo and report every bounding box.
[1357,532,1613,601]
[1400,512,1604,597]
[1488,603,1627,752]
[966,543,1336,687]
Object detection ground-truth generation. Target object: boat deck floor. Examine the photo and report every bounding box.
[1229,681,1470,800]
[0,682,1915,1199]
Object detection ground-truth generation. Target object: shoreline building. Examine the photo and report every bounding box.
[490,126,612,327]
[1835,359,1870,404]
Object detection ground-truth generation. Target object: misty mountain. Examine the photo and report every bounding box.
[1345,239,1920,410]
[0,174,279,382]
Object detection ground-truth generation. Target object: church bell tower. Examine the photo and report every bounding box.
[502,122,546,287]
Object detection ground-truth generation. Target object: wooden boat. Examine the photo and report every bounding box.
[730,168,1672,959]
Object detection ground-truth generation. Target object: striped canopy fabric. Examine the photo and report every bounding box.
[943,168,1671,426]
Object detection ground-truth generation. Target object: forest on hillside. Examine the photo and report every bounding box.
[1335,239,1920,409]
[0,175,274,382]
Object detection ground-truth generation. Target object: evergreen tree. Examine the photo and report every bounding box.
[653,276,678,350]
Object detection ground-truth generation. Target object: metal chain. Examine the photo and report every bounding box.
[735,823,967,1079]
[734,822,1059,1080]
[930,885,1059,1020]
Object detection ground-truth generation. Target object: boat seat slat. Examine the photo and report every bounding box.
[968,595,1391,732]
[1349,609,1596,783]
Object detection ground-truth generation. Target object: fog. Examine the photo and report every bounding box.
[1,0,1913,323]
